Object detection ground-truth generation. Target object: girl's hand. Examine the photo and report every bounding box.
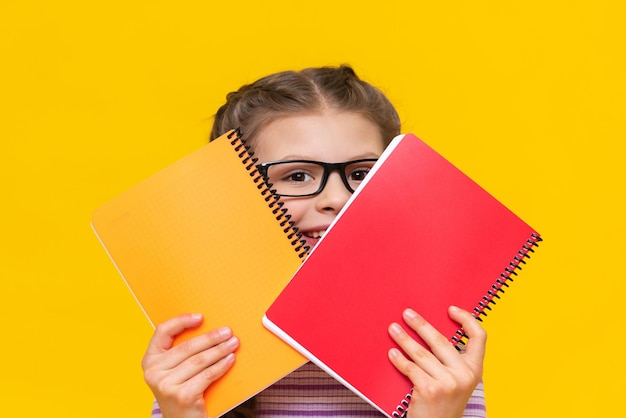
[387,306,486,418]
[142,314,240,418]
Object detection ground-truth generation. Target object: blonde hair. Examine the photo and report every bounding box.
[210,65,400,146]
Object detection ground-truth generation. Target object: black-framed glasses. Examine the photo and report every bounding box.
[256,158,378,197]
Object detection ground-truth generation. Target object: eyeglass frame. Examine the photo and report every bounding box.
[256,158,379,197]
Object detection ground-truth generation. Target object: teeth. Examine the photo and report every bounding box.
[306,230,326,239]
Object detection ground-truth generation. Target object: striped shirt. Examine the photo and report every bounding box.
[150,362,486,418]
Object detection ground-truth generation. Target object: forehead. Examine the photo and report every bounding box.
[252,111,385,163]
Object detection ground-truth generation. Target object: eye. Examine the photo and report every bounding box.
[347,166,373,182]
[285,171,314,183]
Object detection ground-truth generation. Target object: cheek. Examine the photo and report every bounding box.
[280,199,308,228]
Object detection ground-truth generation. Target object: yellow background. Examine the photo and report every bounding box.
[1,1,624,417]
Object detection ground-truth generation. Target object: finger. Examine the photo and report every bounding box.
[400,308,463,369]
[181,346,238,393]
[146,313,204,355]
[448,306,487,364]
[148,352,237,415]
[387,346,430,385]
[388,321,444,379]
[167,335,240,384]
[158,326,234,370]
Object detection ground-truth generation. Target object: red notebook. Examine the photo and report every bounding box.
[263,133,541,418]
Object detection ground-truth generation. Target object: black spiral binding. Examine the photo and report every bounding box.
[455,232,543,349]
[392,392,412,418]
[227,129,309,259]
[392,232,543,417]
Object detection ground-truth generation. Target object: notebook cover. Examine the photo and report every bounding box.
[263,133,540,417]
[91,130,307,417]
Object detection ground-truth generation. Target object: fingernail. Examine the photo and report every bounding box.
[389,323,403,335]
[404,308,418,319]
[388,348,400,358]
[449,305,460,313]
[226,336,239,349]
[218,326,232,338]
[191,313,203,321]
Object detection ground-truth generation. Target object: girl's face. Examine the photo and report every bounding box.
[253,110,385,249]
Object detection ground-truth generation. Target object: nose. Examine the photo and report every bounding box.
[315,171,352,213]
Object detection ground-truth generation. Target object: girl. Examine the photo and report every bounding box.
[142,65,487,418]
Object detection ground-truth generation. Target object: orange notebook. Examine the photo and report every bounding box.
[263,133,541,418]
[91,129,307,417]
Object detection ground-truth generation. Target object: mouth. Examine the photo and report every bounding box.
[303,230,327,240]
[299,229,327,251]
